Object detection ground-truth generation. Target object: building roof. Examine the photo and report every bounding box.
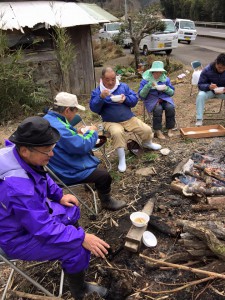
[0,1,118,31]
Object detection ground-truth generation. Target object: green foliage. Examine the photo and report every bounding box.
[142,152,158,162]
[53,26,75,91]
[0,30,47,122]
[110,170,123,182]
[160,0,225,22]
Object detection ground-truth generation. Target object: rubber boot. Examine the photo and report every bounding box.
[155,130,166,139]
[65,270,108,300]
[142,140,162,150]
[98,192,127,211]
[117,147,126,172]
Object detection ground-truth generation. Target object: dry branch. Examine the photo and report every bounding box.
[9,290,62,300]
[140,254,225,279]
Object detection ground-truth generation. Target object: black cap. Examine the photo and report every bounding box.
[9,116,60,146]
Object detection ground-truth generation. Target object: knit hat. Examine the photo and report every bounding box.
[54,92,85,111]
[9,116,60,146]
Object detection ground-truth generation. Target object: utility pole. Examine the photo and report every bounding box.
[125,0,128,21]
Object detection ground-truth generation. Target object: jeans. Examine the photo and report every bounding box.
[196,91,225,120]
[152,101,175,130]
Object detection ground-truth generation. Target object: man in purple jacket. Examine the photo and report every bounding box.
[0,116,109,300]
[90,67,161,173]
[195,53,225,126]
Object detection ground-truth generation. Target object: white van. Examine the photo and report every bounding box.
[129,19,178,55]
[174,19,197,44]
[98,22,121,40]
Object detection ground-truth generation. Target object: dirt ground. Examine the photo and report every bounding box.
[1,54,225,300]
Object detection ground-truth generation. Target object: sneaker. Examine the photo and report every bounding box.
[155,130,166,139]
[195,120,203,126]
[167,129,174,138]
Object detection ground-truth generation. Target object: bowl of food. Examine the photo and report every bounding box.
[156,84,166,91]
[142,231,157,247]
[214,87,224,94]
[111,95,122,102]
[130,211,150,227]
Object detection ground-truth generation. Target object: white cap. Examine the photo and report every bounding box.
[54,92,85,111]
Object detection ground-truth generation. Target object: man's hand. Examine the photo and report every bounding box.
[209,83,217,90]
[82,233,110,258]
[60,194,79,207]
[100,89,111,99]
[117,94,126,103]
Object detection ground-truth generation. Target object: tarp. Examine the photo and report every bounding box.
[0,1,118,32]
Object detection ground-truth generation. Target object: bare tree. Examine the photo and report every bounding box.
[126,4,165,69]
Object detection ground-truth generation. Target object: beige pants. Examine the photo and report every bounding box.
[104,117,153,149]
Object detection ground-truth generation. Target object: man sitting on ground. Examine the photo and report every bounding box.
[0,116,109,300]
[44,92,126,211]
[195,53,225,126]
[89,67,161,173]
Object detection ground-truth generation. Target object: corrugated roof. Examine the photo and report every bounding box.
[77,3,118,23]
[0,1,117,31]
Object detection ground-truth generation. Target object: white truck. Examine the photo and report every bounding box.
[98,22,121,40]
[129,19,178,55]
[174,19,197,44]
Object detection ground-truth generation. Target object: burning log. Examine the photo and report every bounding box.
[183,185,225,196]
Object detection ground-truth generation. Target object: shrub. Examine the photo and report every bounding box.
[0,30,48,122]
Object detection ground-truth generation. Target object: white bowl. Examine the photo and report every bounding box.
[156,84,166,91]
[214,87,224,94]
[130,212,150,227]
[142,231,157,247]
[111,95,122,102]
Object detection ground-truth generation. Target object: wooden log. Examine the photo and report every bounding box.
[170,180,186,194]
[183,185,225,196]
[178,220,225,240]
[181,222,225,260]
[207,196,225,206]
[172,158,193,179]
[149,215,179,237]
[186,249,215,257]
[124,199,154,252]
[179,238,208,250]
[191,204,220,211]
[197,260,225,278]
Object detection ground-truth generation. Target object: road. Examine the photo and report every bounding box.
[171,35,225,66]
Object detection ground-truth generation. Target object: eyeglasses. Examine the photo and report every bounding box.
[29,144,56,156]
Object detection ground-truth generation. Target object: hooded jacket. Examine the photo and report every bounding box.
[44,111,99,185]
[138,69,175,112]
[0,146,85,259]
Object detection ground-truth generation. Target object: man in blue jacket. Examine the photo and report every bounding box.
[90,67,161,173]
[195,53,225,126]
[44,92,126,211]
[0,116,109,300]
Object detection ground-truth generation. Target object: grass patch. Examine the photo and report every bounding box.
[142,152,158,162]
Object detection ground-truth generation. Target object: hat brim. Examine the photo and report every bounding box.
[149,68,166,73]
[9,127,60,147]
[76,104,86,111]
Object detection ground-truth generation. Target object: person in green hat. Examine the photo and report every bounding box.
[138,61,175,139]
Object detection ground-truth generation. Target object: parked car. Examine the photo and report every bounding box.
[98,22,121,40]
[174,19,197,44]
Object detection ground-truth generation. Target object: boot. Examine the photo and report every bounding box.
[167,129,174,138]
[142,140,162,150]
[65,270,108,300]
[155,130,166,139]
[117,147,126,172]
[98,192,127,211]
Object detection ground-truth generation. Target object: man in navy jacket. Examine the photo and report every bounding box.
[195,53,225,126]
[90,67,161,172]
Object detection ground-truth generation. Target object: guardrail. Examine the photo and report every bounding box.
[195,21,225,29]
